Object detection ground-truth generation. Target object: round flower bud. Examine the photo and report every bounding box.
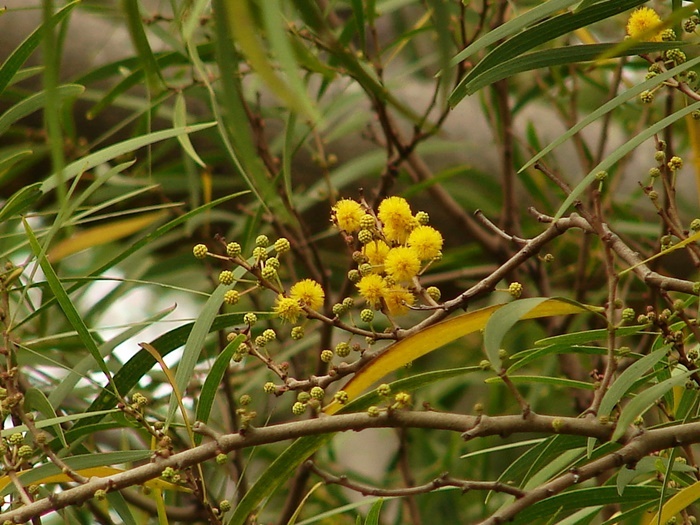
[94,489,107,501]
[332,303,346,316]
[262,329,276,342]
[224,290,240,305]
[377,384,391,397]
[359,214,375,230]
[358,263,372,276]
[274,237,291,254]
[219,270,235,286]
[415,211,429,225]
[621,308,635,322]
[665,48,686,64]
[292,402,306,415]
[219,500,232,512]
[639,90,654,104]
[668,156,683,171]
[367,406,380,417]
[244,313,258,326]
[654,151,666,163]
[8,433,23,446]
[543,253,554,263]
[342,297,354,309]
[358,229,373,244]
[508,282,523,299]
[255,235,269,248]
[226,242,242,257]
[394,392,411,407]
[648,190,659,201]
[254,335,267,347]
[261,265,277,280]
[265,257,280,270]
[348,269,361,283]
[310,386,325,400]
[692,219,700,232]
[479,359,492,370]
[673,299,685,313]
[320,350,334,363]
[291,326,304,340]
[426,286,441,301]
[649,167,661,178]
[595,171,608,181]
[17,445,33,459]
[263,382,276,393]
[335,342,351,357]
[661,28,676,41]
[252,246,268,262]
[193,244,208,259]
[693,282,700,295]
[334,390,349,404]
[297,392,311,403]
[239,394,252,406]
[216,453,228,465]
[360,309,374,323]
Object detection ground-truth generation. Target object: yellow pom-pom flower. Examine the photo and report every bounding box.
[290,279,325,310]
[363,239,390,268]
[378,196,415,243]
[332,199,364,233]
[356,274,388,308]
[407,225,443,261]
[627,7,663,42]
[384,246,421,282]
[383,286,415,316]
[274,296,303,323]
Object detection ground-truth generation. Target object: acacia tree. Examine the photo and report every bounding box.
[0,0,700,523]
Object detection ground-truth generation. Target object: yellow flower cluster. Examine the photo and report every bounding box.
[626,7,663,42]
[274,278,325,323]
[332,196,444,317]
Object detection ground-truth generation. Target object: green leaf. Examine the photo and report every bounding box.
[484,375,595,390]
[173,92,207,168]
[0,182,42,224]
[484,297,549,370]
[0,1,78,96]
[24,388,66,448]
[454,42,683,98]
[0,84,84,137]
[535,325,647,346]
[194,334,246,444]
[40,123,216,194]
[364,498,383,525]
[611,370,694,442]
[122,0,165,93]
[555,98,700,220]
[23,220,117,395]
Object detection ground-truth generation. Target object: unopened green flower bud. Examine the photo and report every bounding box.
[263,382,276,394]
[226,242,242,257]
[426,286,441,301]
[310,386,325,400]
[244,313,257,326]
[255,235,269,248]
[291,326,304,340]
[224,289,240,305]
[292,402,306,415]
[360,308,374,323]
[320,350,333,363]
[335,342,351,357]
[274,238,291,254]
[193,244,208,259]
[415,211,430,225]
[219,270,235,286]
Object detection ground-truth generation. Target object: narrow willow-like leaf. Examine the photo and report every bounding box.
[122,0,165,93]
[555,99,700,220]
[620,230,700,276]
[0,182,42,223]
[449,0,648,105]
[0,409,118,438]
[0,84,84,137]
[106,492,137,525]
[40,123,216,193]
[612,371,694,442]
[364,498,384,525]
[535,325,647,347]
[508,344,606,373]
[0,1,78,96]
[447,0,579,68]
[520,56,700,173]
[24,220,117,393]
[484,375,594,390]
[649,480,700,524]
[484,297,549,370]
[324,299,588,414]
[457,42,683,97]
[194,334,246,444]
[47,211,168,262]
[174,92,206,168]
[24,388,66,448]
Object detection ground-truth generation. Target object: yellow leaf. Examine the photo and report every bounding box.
[686,113,700,205]
[324,298,588,414]
[619,229,700,276]
[0,467,189,493]
[48,211,167,263]
[646,480,700,524]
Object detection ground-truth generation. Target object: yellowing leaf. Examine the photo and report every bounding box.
[619,229,700,276]
[0,467,189,493]
[324,298,589,414]
[47,211,167,262]
[646,480,700,524]
[686,113,700,205]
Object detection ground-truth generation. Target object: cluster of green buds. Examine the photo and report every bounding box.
[365,383,412,416]
[332,196,444,318]
[1,432,34,469]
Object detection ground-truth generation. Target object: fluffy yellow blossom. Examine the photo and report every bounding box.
[356,274,388,308]
[378,196,415,243]
[407,225,443,261]
[363,239,390,268]
[626,7,663,42]
[332,199,364,232]
[384,246,421,282]
[290,279,325,310]
[383,286,415,316]
[274,296,303,323]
